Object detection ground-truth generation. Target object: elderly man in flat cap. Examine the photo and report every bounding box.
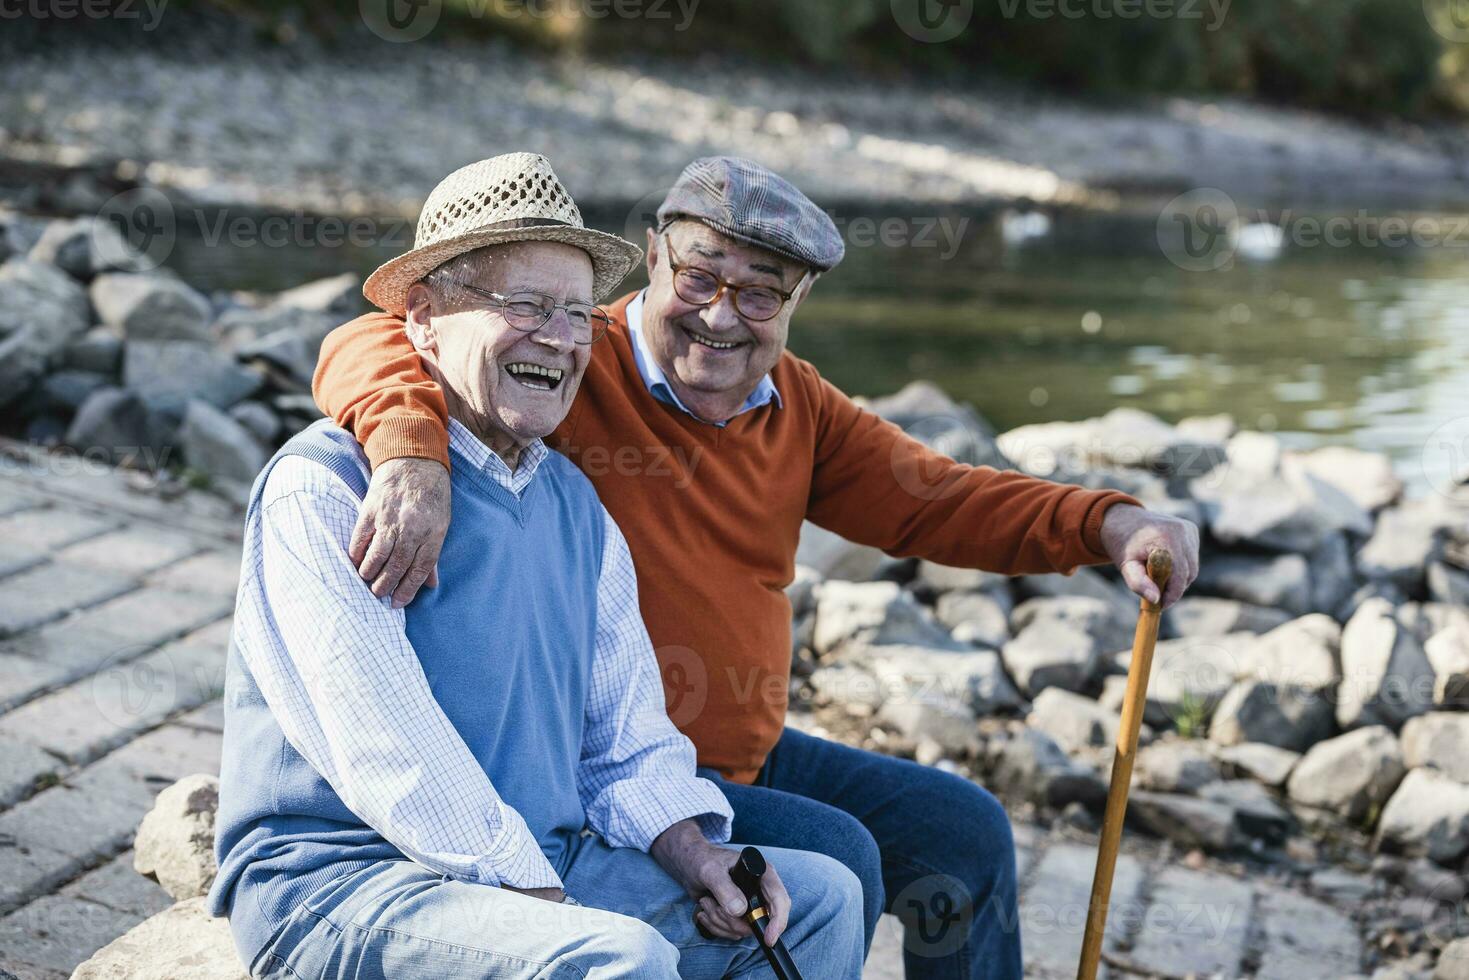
[311,156,1200,979]
[207,153,865,979]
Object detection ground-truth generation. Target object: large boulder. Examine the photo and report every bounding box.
[1237,615,1341,692]
[1337,598,1434,732]
[91,272,212,342]
[29,215,147,280]
[123,340,263,412]
[64,387,172,469]
[1214,742,1301,788]
[812,581,961,656]
[796,522,884,581]
[998,407,1224,478]
[1013,567,1136,628]
[914,560,1010,599]
[1001,618,1101,697]
[1358,503,1447,596]
[69,897,246,980]
[1126,791,1237,852]
[991,727,1106,810]
[1108,633,1249,729]
[1285,726,1405,824]
[1375,768,1469,865]
[1027,688,1144,756]
[133,774,220,901]
[0,258,93,407]
[1193,552,1312,616]
[1208,679,1335,752]
[934,591,1011,650]
[271,271,362,314]
[179,400,269,486]
[1190,457,1371,553]
[1400,713,1469,783]
[229,308,339,389]
[854,643,1023,718]
[1164,597,1291,638]
[1133,739,1220,794]
[1011,596,1132,653]
[1291,445,1402,513]
[864,380,1009,470]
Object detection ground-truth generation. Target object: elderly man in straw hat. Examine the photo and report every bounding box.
[206,153,865,979]
[312,156,1202,978]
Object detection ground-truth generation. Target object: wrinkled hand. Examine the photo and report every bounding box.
[650,820,789,945]
[348,457,451,608]
[1099,503,1199,608]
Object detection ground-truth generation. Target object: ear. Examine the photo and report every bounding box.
[790,270,818,311]
[403,283,438,353]
[645,226,661,279]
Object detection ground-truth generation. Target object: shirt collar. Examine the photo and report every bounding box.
[447,417,548,497]
[624,290,782,428]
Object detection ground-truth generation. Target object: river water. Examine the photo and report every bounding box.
[166,204,1469,494]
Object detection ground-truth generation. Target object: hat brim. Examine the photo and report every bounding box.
[362,224,644,316]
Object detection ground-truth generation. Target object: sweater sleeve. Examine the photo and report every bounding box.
[804,368,1140,575]
[311,313,452,471]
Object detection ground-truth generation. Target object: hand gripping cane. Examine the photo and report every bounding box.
[1077,548,1172,980]
[729,846,806,980]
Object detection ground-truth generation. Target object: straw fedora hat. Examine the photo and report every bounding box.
[363,153,643,315]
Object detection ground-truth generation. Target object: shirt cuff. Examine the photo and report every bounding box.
[611,776,736,852]
[476,824,563,891]
[363,415,452,472]
[1080,492,1140,559]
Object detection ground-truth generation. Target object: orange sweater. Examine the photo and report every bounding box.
[313,294,1139,782]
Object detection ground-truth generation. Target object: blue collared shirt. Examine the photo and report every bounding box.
[624,290,782,427]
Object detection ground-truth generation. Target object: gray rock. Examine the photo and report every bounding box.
[786,565,822,619]
[124,340,264,411]
[70,896,247,980]
[1001,619,1100,697]
[1201,779,1292,844]
[1286,726,1405,824]
[272,271,362,314]
[999,407,1225,478]
[1193,552,1312,616]
[876,691,978,757]
[1424,622,1469,708]
[812,581,961,656]
[1175,413,1237,444]
[92,272,213,343]
[1293,445,1402,513]
[179,399,268,485]
[808,663,884,714]
[1428,561,1469,607]
[867,380,1009,470]
[231,310,338,387]
[1436,938,1469,980]
[1359,504,1447,596]
[1400,713,1469,783]
[38,368,109,413]
[1127,791,1237,852]
[992,727,1106,810]
[1214,742,1301,788]
[1191,458,1371,553]
[65,387,173,470]
[857,644,1023,718]
[1028,688,1143,756]
[62,325,124,375]
[1012,595,1132,652]
[28,215,146,280]
[1109,633,1249,730]
[935,590,1011,649]
[1134,739,1220,794]
[796,522,884,581]
[1208,679,1335,752]
[1338,598,1434,732]
[1014,567,1136,628]
[1164,596,1291,638]
[1308,531,1358,616]
[1308,867,1380,905]
[228,400,281,446]
[0,258,93,406]
[915,560,1009,597]
[1376,768,1469,865]
[133,774,220,901]
[1238,614,1341,691]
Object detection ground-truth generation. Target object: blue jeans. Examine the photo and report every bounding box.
[248,832,864,979]
[700,727,1022,980]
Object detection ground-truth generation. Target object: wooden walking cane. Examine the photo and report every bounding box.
[1076,548,1172,980]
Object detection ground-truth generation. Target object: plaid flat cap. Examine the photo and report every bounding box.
[656,157,845,272]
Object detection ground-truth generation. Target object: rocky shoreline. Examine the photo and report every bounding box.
[6,208,1469,978]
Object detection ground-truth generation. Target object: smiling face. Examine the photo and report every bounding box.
[404,241,595,465]
[641,220,812,421]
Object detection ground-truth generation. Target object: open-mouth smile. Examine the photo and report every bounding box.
[504,362,565,391]
[683,326,745,351]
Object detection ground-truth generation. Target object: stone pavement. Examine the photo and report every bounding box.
[0,441,1367,980]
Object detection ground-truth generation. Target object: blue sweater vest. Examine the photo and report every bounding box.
[207,421,605,964]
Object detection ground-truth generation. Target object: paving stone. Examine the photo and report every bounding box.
[60,851,172,918]
[0,546,45,580]
[1125,866,1252,977]
[56,527,204,577]
[1021,843,1143,978]
[1255,886,1362,980]
[146,549,241,598]
[0,894,142,975]
[0,587,232,683]
[0,651,67,711]
[175,698,224,733]
[100,724,224,785]
[0,631,230,764]
[0,508,122,552]
[0,732,61,808]
[0,485,43,518]
[0,564,136,638]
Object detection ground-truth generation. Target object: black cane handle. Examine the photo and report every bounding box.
[729,846,805,980]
